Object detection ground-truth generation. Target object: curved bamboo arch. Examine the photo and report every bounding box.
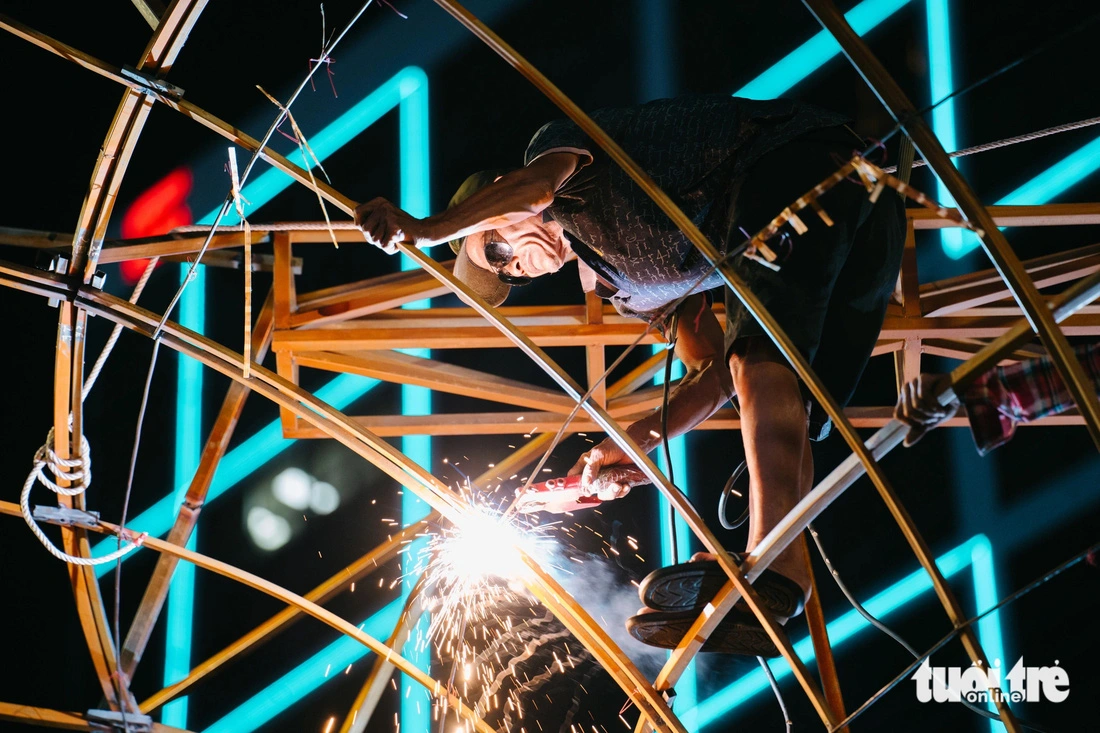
[0,498,494,733]
[44,0,210,713]
[0,260,686,733]
[4,2,1092,730]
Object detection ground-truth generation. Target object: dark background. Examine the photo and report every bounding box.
[1,0,1099,731]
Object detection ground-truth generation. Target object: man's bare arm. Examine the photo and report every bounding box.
[569,295,734,493]
[355,152,580,252]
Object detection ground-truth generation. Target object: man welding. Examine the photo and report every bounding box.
[356,94,905,655]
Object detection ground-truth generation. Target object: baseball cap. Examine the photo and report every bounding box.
[448,169,511,307]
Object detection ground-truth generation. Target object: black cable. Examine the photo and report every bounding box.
[719,460,750,530]
[758,655,792,733]
[112,339,161,732]
[807,523,1068,733]
[870,8,1100,154]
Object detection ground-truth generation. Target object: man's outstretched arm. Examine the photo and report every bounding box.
[355,152,580,253]
[895,341,1100,454]
[568,295,735,496]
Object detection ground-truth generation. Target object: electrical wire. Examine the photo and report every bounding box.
[111,340,160,732]
[719,460,750,530]
[758,655,793,733]
[807,523,1070,733]
[151,0,377,341]
[869,9,1100,153]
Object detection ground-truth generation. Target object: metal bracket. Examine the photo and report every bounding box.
[120,65,185,99]
[86,709,154,732]
[661,687,677,702]
[45,255,70,308]
[33,505,101,531]
[86,270,107,317]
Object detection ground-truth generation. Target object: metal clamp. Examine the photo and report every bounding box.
[33,505,101,531]
[45,255,70,308]
[120,65,185,99]
[86,709,153,732]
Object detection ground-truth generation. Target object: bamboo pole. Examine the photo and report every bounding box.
[0,260,682,730]
[120,290,275,680]
[648,267,1100,707]
[0,501,494,733]
[139,519,433,713]
[340,577,429,733]
[0,701,190,733]
[802,0,1100,457]
[140,433,558,713]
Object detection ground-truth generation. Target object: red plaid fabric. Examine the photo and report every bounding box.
[961,342,1100,454]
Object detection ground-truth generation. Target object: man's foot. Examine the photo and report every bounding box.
[638,552,807,620]
[626,607,781,656]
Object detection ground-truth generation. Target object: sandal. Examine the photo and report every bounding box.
[639,557,804,619]
[626,608,781,656]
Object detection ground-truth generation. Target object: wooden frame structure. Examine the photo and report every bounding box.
[2,1,1098,731]
[263,204,1100,439]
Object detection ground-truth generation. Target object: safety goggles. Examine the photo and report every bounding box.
[483,237,531,286]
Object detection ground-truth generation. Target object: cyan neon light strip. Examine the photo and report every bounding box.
[651,349,698,729]
[92,373,380,571]
[735,0,913,99]
[686,534,1006,729]
[203,598,404,733]
[95,65,432,572]
[971,539,1003,732]
[187,66,432,733]
[998,135,1100,206]
[396,68,433,733]
[164,264,205,727]
[942,133,1100,259]
[198,67,428,227]
[926,0,966,259]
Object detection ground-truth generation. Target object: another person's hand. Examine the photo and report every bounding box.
[894,373,960,447]
[354,197,429,254]
[568,438,632,501]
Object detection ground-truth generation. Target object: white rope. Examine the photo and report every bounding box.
[21,258,158,565]
[20,426,144,565]
[83,256,159,399]
[885,115,1100,173]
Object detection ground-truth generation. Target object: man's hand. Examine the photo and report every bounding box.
[354,197,430,254]
[568,438,633,501]
[894,373,960,447]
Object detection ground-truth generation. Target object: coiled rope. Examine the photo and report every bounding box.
[22,257,158,565]
[20,427,146,565]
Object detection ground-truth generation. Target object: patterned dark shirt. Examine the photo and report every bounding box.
[962,342,1100,454]
[524,94,849,325]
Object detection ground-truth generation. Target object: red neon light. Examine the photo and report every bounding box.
[119,167,193,283]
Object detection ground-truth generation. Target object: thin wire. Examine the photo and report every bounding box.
[807,523,918,656]
[813,525,1091,733]
[884,116,1100,174]
[758,655,792,733]
[112,339,160,732]
[867,9,1100,153]
[151,0,376,341]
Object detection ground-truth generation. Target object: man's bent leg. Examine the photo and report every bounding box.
[729,336,814,601]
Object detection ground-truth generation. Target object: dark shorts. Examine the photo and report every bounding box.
[722,126,906,439]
